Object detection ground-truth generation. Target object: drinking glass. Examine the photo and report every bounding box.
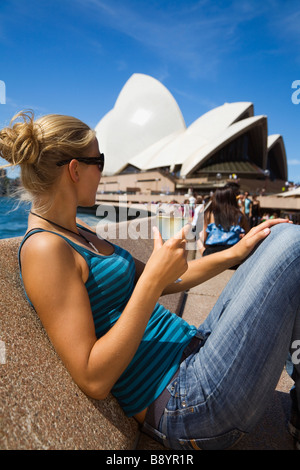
[156,203,191,241]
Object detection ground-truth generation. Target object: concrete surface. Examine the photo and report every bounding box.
[0,237,139,449]
[0,228,184,450]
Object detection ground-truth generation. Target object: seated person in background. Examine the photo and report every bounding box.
[198,186,250,258]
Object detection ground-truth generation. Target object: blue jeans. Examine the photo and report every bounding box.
[151,223,300,450]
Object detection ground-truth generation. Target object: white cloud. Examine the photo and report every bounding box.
[288,159,300,165]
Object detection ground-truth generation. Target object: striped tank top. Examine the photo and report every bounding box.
[18,225,197,416]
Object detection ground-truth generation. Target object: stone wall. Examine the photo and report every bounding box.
[0,219,184,450]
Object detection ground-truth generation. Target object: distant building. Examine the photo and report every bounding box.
[95,74,287,197]
[0,168,7,195]
[0,169,21,196]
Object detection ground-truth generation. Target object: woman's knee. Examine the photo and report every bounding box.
[267,223,300,260]
[242,223,300,277]
[270,222,300,243]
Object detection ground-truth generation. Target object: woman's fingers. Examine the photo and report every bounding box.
[248,218,290,237]
[153,223,191,248]
[148,224,189,286]
[173,223,191,241]
[233,218,291,262]
[152,226,163,252]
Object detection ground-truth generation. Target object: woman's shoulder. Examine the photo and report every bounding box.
[20,229,77,267]
[20,229,87,297]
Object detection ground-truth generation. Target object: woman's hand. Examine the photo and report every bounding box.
[141,224,190,291]
[229,218,292,263]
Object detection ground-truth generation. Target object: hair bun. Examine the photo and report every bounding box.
[0,110,40,167]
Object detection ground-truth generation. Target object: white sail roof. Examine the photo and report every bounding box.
[181,115,267,177]
[95,73,287,181]
[127,101,255,172]
[95,73,186,175]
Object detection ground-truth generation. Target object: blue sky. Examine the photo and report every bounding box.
[1,0,300,182]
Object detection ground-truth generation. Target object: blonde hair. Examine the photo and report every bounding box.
[0,110,96,210]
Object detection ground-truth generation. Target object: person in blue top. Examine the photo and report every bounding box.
[199,186,250,263]
[1,110,300,450]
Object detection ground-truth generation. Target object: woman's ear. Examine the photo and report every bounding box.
[68,159,80,183]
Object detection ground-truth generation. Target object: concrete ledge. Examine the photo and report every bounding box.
[0,237,140,450]
[0,216,185,450]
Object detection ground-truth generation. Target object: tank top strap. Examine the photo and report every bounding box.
[19,227,72,253]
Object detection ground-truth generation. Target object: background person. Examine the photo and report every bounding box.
[199,186,250,260]
[244,191,252,223]
[251,194,261,227]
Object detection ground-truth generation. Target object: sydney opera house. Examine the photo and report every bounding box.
[95,74,287,199]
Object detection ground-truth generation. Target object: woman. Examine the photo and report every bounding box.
[199,186,249,259]
[1,111,300,450]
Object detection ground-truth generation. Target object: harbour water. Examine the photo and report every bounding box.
[0,196,102,239]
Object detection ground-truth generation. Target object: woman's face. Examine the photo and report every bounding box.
[78,137,103,207]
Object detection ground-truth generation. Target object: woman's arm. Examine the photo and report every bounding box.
[20,226,189,400]
[162,218,291,295]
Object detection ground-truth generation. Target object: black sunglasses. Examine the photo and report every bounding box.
[56,153,105,172]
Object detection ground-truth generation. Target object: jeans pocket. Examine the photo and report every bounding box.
[175,428,246,450]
